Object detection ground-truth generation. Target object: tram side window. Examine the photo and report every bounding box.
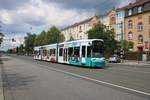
[53,49,56,56]
[59,48,63,56]
[50,49,52,56]
[43,49,47,56]
[39,50,41,55]
[68,47,73,56]
[82,46,85,57]
[87,46,91,57]
[74,47,80,57]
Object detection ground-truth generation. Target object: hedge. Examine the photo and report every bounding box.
[125,51,150,61]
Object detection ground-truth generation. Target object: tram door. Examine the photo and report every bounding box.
[81,46,86,64]
[63,48,68,62]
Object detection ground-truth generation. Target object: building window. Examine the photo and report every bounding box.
[128,9,132,16]
[137,22,143,31]
[128,20,133,29]
[138,35,143,43]
[138,6,143,13]
[149,29,150,38]
[110,17,115,25]
[79,26,82,32]
[149,16,150,24]
[128,32,133,40]
[116,12,123,18]
[145,41,148,49]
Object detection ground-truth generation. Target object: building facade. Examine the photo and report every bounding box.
[124,0,150,51]
[115,8,125,41]
[99,14,109,27]
[62,16,99,41]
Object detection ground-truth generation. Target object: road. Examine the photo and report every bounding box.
[0,55,150,100]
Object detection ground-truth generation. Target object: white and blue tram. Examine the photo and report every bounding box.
[34,39,106,68]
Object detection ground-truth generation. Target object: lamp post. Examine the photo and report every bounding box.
[120,21,124,63]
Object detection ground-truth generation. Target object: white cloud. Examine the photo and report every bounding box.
[117,0,135,8]
[0,10,14,24]
[0,0,94,50]
[1,35,24,51]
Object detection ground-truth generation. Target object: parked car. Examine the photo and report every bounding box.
[109,54,121,63]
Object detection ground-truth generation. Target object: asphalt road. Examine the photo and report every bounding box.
[0,55,150,100]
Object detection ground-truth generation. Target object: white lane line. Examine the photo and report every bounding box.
[109,68,150,74]
[39,64,150,96]
[0,65,4,100]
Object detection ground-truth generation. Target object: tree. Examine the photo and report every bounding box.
[24,33,36,55]
[122,40,134,52]
[17,44,25,55]
[34,30,47,46]
[87,22,117,56]
[0,33,4,46]
[45,26,65,44]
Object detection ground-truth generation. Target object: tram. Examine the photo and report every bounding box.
[34,39,106,68]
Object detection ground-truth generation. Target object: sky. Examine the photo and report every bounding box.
[0,0,135,51]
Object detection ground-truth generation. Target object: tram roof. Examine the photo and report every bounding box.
[60,39,104,44]
[34,39,103,48]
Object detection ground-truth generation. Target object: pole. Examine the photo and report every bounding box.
[120,21,124,63]
[56,33,59,62]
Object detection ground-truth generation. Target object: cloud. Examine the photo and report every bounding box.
[0,0,134,50]
[0,0,30,10]
[44,0,118,13]
[1,34,25,51]
[117,0,135,8]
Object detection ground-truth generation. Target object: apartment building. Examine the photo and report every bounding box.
[115,8,125,41]
[124,0,150,51]
[61,16,99,41]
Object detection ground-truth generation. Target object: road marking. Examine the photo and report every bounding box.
[39,64,150,96]
[0,65,4,100]
[109,68,150,74]
[11,56,150,97]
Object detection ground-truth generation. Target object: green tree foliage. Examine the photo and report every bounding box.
[45,26,65,44]
[34,30,47,46]
[34,26,65,46]
[87,22,117,55]
[24,33,36,55]
[0,32,4,46]
[122,40,134,52]
[17,44,25,55]
[24,26,65,54]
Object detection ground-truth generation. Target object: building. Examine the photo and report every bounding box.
[108,8,116,34]
[115,8,125,41]
[61,16,99,41]
[99,14,109,27]
[124,0,150,51]
[99,8,123,41]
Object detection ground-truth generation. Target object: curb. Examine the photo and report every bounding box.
[0,64,4,100]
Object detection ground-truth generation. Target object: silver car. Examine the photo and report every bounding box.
[109,54,121,63]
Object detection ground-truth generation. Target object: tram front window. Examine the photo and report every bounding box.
[92,40,104,58]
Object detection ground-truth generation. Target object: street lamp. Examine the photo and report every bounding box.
[120,21,124,63]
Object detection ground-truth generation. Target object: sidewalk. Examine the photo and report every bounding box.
[0,58,4,100]
[118,60,150,66]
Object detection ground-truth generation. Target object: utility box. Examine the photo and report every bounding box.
[142,54,147,62]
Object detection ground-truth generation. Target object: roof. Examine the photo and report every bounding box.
[60,39,104,44]
[61,15,99,31]
[116,7,126,12]
[124,0,150,9]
